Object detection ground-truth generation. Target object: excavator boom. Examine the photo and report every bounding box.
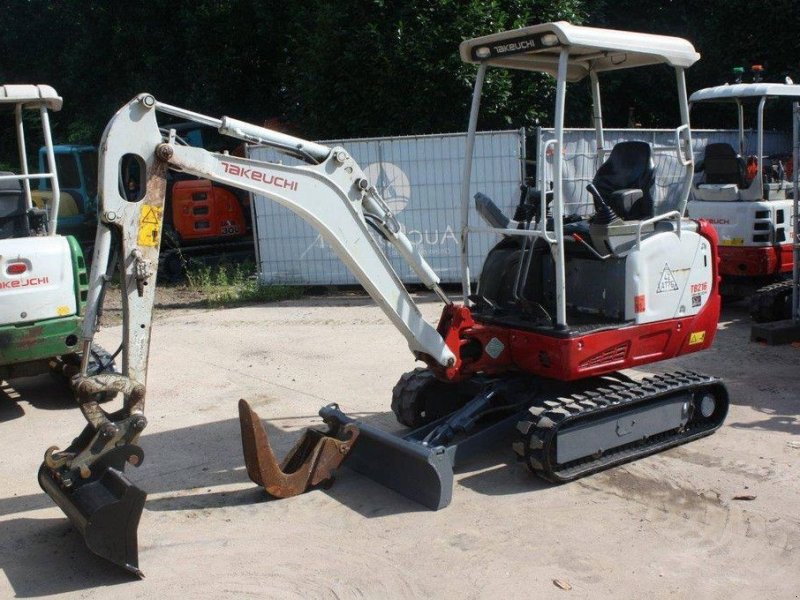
[39,94,461,575]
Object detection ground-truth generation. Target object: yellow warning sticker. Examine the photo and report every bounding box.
[138,206,162,247]
[56,305,71,316]
[720,238,744,246]
[689,331,706,345]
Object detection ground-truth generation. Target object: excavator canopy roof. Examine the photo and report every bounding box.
[690,83,800,103]
[0,84,62,111]
[460,21,700,81]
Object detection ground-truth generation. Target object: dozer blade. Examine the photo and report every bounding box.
[38,446,147,578]
[317,404,456,510]
[238,399,360,497]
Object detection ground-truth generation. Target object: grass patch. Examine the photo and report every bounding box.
[186,260,303,307]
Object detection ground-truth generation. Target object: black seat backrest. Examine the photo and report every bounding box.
[0,172,31,239]
[702,143,746,187]
[591,141,655,220]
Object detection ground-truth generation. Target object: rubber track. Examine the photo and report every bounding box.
[513,370,728,483]
[750,279,794,323]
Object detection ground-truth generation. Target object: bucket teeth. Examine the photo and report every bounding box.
[238,399,359,498]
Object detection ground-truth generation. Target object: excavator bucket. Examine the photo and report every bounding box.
[38,446,147,577]
[239,399,360,497]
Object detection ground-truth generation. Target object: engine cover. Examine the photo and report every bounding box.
[0,236,77,325]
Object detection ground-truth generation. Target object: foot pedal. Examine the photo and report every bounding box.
[38,458,146,577]
[238,399,359,497]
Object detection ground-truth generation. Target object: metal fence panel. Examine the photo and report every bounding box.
[535,128,791,217]
[249,130,524,285]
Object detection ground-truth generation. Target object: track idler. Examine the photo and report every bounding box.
[238,399,359,497]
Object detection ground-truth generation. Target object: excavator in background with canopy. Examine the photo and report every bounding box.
[37,22,729,577]
[687,76,800,314]
[0,85,114,392]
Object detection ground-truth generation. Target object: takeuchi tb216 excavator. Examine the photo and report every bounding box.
[38,22,729,577]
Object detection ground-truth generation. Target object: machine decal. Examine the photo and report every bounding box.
[692,294,702,307]
[137,206,162,247]
[220,220,241,235]
[57,305,71,316]
[720,237,744,246]
[634,294,646,313]
[364,162,411,213]
[656,264,680,293]
[689,331,706,345]
[485,337,505,359]
[0,276,49,289]
[690,282,709,295]
[221,161,299,191]
[469,33,553,60]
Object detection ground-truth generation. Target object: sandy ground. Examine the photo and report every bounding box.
[1,294,799,599]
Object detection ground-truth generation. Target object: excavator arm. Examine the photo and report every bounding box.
[38,94,459,575]
[86,94,455,376]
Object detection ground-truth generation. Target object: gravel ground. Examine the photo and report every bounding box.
[1,293,798,599]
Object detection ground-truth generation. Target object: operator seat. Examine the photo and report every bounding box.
[699,143,747,188]
[0,172,30,239]
[591,141,656,220]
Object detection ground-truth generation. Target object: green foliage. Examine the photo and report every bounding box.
[282,0,587,137]
[1,0,796,147]
[185,259,303,307]
[587,0,800,128]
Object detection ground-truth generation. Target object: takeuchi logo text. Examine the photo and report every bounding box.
[221,162,298,191]
[0,276,49,289]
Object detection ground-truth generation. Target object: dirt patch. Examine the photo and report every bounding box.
[2,295,799,598]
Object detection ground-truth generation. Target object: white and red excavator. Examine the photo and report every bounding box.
[687,71,800,314]
[38,22,729,577]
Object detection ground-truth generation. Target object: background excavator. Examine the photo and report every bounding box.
[37,22,729,577]
[0,85,114,392]
[32,136,253,279]
[687,71,800,312]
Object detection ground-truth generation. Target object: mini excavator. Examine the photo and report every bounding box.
[38,23,729,576]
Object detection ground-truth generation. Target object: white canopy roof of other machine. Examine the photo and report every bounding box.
[690,83,800,103]
[0,84,62,111]
[460,21,700,81]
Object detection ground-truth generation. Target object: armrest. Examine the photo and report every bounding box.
[610,188,643,214]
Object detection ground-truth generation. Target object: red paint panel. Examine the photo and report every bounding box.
[429,221,722,383]
[172,179,247,242]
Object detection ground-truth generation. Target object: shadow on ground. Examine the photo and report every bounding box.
[0,375,75,423]
[0,517,136,597]
[656,303,800,436]
[1,404,546,596]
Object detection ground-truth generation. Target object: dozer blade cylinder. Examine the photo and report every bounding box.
[38,463,146,578]
[318,405,455,510]
[238,399,359,497]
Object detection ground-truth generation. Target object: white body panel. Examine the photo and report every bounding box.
[0,236,76,324]
[690,83,800,103]
[687,199,793,248]
[0,84,62,110]
[625,227,714,323]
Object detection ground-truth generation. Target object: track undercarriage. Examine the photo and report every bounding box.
[386,367,728,492]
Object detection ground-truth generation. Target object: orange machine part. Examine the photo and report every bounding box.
[171,179,247,242]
